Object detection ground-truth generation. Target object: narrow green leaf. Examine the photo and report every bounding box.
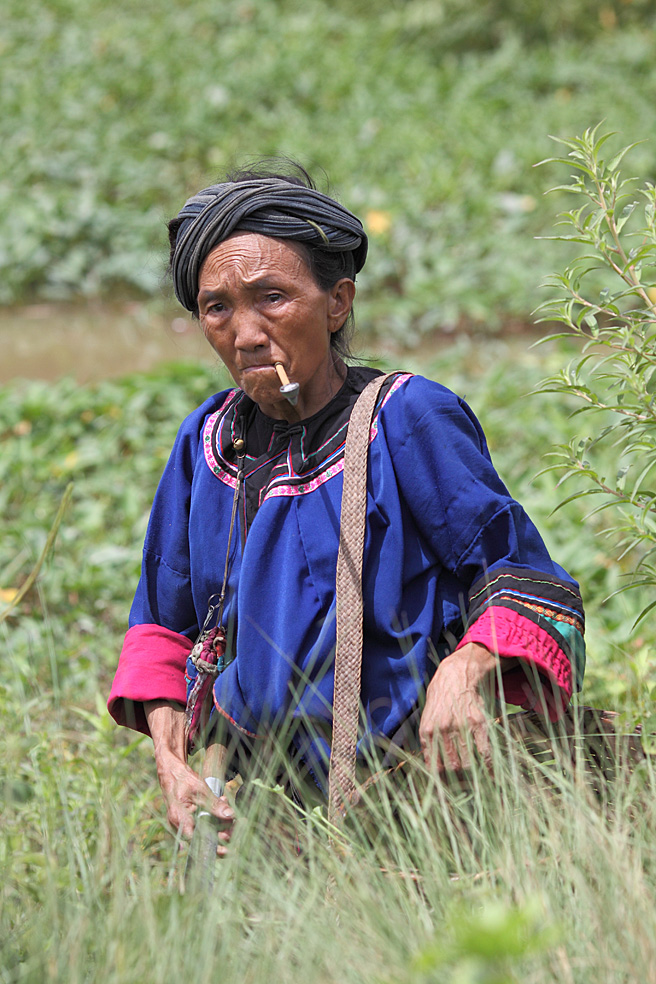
[608,143,643,173]
[633,597,656,629]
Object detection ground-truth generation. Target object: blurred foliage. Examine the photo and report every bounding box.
[376,0,656,50]
[2,0,656,343]
[535,127,656,628]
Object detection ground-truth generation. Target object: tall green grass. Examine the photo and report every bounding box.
[3,669,656,983]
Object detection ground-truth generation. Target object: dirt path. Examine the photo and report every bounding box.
[0,302,217,384]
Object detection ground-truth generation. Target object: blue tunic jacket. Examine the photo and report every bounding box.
[109,370,585,765]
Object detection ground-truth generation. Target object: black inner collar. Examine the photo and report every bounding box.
[219,365,384,535]
[242,365,382,459]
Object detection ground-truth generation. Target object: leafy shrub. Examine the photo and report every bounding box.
[535,126,656,625]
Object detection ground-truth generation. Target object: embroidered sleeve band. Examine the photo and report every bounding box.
[455,566,585,721]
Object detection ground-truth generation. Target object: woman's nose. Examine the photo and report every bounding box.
[233,308,269,350]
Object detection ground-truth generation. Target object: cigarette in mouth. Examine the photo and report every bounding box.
[274,362,300,407]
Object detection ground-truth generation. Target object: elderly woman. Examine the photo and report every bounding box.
[108,164,585,851]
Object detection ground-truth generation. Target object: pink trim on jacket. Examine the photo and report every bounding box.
[454,606,573,722]
[107,623,192,736]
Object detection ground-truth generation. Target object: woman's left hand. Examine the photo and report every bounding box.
[418,643,501,775]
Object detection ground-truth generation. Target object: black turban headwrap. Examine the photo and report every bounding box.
[170,178,368,313]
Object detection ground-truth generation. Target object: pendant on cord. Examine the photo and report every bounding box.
[184,596,234,753]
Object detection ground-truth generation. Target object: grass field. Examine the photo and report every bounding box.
[3,0,656,978]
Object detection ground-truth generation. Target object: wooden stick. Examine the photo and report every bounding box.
[202,735,229,788]
[185,736,230,892]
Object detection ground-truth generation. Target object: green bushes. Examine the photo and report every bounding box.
[378,0,656,50]
[3,0,656,342]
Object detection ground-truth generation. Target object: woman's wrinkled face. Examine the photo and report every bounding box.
[197,233,354,421]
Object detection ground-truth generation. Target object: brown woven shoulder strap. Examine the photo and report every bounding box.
[328,372,394,826]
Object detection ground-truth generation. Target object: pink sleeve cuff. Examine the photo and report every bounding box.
[107,623,192,735]
[454,607,573,722]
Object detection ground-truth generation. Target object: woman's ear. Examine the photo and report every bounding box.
[328,279,356,332]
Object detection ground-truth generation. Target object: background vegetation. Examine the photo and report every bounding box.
[3,1,656,981]
[2,0,656,341]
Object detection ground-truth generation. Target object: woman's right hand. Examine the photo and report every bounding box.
[144,700,235,855]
